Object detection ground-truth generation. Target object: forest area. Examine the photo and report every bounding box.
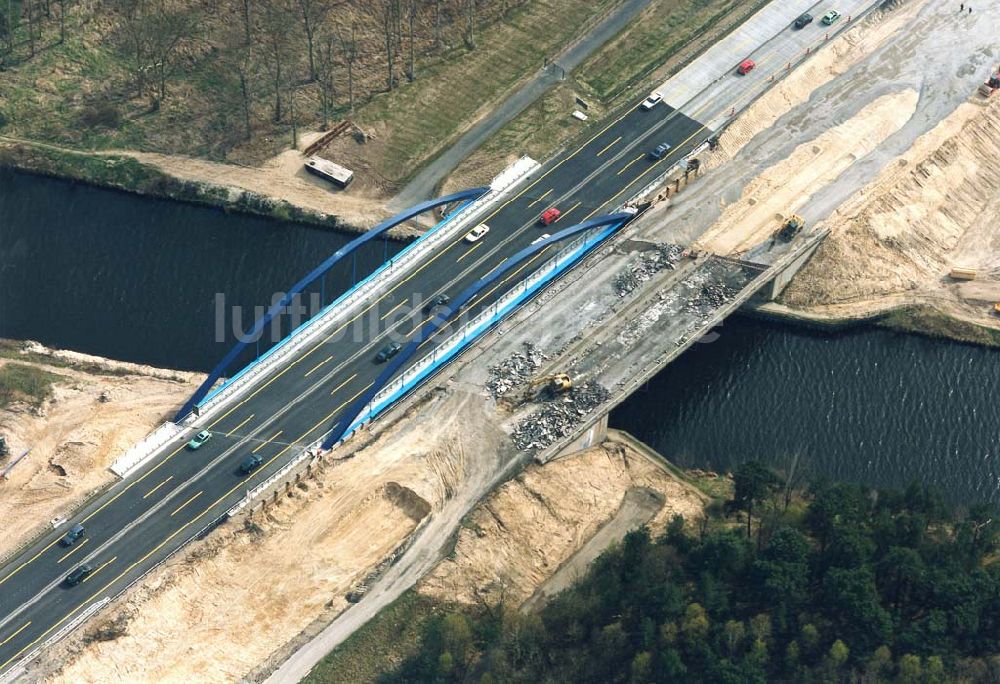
[381,464,1000,683]
[0,0,538,164]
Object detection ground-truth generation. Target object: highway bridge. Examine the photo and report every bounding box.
[0,0,880,677]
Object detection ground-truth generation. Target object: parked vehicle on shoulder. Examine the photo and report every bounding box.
[239,453,263,475]
[821,9,841,25]
[649,142,672,160]
[640,91,662,110]
[531,234,551,246]
[59,523,85,548]
[737,59,756,75]
[464,223,490,243]
[376,342,402,363]
[187,430,211,450]
[540,208,561,226]
[794,12,813,28]
[65,564,93,587]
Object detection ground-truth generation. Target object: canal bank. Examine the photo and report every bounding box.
[609,315,1000,506]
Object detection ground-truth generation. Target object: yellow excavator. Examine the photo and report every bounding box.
[522,373,573,401]
[774,214,805,242]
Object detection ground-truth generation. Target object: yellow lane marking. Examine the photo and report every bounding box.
[308,382,374,438]
[225,414,255,438]
[142,476,174,500]
[455,242,483,262]
[596,135,622,157]
[303,355,332,378]
[81,556,116,584]
[477,102,641,225]
[0,538,61,587]
[379,300,407,322]
[0,621,30,649]
[617,154,644,176]
[252,430,283,454]
[329,372,359,396]
[559,201,582,221]
[526,188,553,208]
[170,492,202,518]
[0,35,849,664]
[56,539,89,565]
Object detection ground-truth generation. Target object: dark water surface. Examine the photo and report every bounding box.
[0,170,395,371]
[611,317,1000,505]
[2,171,997,504]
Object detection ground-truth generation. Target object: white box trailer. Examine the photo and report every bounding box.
[305,156,354,189]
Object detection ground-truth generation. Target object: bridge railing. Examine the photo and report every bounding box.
[188,156,539,426]
[339,215,629,439]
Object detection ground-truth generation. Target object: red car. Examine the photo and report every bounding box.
[540,207,561,226]
[737,59,756,75]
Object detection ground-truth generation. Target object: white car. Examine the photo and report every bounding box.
[531,234,551,246]
[464,223,490,243]
[640,91,662,110]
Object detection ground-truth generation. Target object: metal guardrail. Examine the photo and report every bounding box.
[188,156,539,427]
[110,422,185,478]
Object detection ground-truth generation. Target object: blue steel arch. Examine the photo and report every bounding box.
[175,186,490,422]
[320,210,637,450]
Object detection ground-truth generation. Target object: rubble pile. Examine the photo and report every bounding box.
[613,244,684,297]
[511,382,611,451]
[486,342,547,399]
[684,282,739,317]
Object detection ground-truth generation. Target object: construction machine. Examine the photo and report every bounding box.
[774,214,805,242]
[530,373,572,395]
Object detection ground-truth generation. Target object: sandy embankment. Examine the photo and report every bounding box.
[695,89,920,256]
[0,343,200,560]
[777,94,1000,332]
[37,400,704,683]
[419,437,708,609]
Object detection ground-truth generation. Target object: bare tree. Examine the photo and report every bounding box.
[405,0,415,81]
[465,0,475,49]
[378,0,396,90]
[114,0,153,99]
[297,0,328,81]
[147,3,198,106]
[259,0,293,122]
[315,32,336,128]
[337,21,358,113]
[240,0,251,45]
[25,0,36,57]
[433,0,441,50]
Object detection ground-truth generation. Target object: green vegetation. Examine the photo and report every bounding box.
[0,0,623,189]
[0,363,65,409]
[345,464,999,683]
[303,591,439,684]
[879,306,1000,349]
[0,146,351,230]
[447,0,767,191]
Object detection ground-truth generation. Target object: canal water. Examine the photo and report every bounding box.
[610,316,1000,506]
[0,170,395,372]
[2,172,997,504]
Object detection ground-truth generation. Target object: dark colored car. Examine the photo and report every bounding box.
[794,13,813,28]
[239,453,263,475]
[59,523,85,548]
[649,142,673,160]
[423,294,451,313]
[65,564,94,586]
[375,342,402,363]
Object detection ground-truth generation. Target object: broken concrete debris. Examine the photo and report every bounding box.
[511,382,611,451]
[683,282,739,316]
[614,244,684,297]
[486,342,548,399]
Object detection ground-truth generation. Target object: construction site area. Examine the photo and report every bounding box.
[1,0,999,680]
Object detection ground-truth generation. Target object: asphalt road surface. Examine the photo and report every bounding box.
[0,89,710,673]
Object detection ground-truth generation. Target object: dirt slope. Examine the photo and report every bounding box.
[780,93,1000,329]
[0,346,199,560]
[419,439,707,608]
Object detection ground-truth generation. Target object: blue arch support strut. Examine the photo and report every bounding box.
[174,186,490,423]
[320,210,637,450]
